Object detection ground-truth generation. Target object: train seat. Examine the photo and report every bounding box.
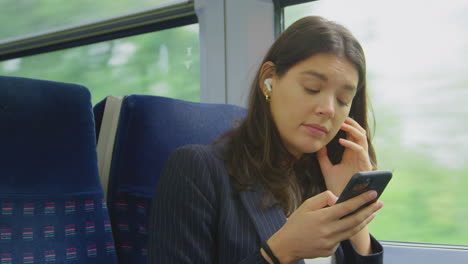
[0,76,118,264]
[94,95,246,264]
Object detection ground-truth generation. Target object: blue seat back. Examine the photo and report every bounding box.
[94,95,246,264]
[0,76,117,264]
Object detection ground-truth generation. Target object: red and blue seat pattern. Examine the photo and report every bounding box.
[0,76,118,264]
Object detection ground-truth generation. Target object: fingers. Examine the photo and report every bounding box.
[339,199,382,228]
[340,122,368,151]
[344,117,366,134]
[338,138,371,168]
[327,191,378,220]
[302,191,338,211]
[338,138,365,153]
[325,193,383,241]
[336,200,382,240]
[339,118,372,170]
[334,208,378,242]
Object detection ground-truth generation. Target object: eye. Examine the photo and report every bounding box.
[337,98,350,107]
[304,87,320,94]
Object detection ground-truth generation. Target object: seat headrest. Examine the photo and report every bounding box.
[0,76,101,196]
[102,95,246,197]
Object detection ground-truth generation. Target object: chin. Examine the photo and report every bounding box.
[284,137,325,157]
[294,142,323,155]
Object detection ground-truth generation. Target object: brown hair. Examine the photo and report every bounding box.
[219,16,377,215]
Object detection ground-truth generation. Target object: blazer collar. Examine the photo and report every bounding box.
[239,187,287,242]
[239,188,307,264]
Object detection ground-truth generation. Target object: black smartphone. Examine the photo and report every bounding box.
[336,170,392,218]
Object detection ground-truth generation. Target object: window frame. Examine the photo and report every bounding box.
[383,242,468,262]
[0,0,197,61]
[273,0,319,35]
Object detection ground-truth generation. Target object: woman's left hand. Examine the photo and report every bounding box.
[317,117,373,197]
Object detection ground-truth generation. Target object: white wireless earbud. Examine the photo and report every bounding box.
[264,78,272,92]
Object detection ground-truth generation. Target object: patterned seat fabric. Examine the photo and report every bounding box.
[94,95,246,264]
[0,76,117,264]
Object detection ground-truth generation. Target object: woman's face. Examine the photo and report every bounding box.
[267,53,359,158]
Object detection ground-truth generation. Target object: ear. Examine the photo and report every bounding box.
[258,61,276,94]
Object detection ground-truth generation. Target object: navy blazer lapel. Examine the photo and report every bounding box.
[239,189,287,242]
[239,189,307,264]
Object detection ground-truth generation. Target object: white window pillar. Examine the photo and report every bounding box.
[195,0,275,106]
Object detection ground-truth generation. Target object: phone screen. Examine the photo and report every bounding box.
[336,170,392,218]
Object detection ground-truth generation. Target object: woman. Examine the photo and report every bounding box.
[149,16,384,264]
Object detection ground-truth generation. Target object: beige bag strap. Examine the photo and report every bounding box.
[96,96,124,197]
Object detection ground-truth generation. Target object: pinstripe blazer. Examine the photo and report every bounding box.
[148,144,383,264]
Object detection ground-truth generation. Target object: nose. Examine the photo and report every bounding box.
[316,94,335,118]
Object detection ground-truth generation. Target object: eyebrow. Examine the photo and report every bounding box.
[301,70,357,92]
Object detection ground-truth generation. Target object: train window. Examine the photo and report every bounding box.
[0,0,182,42]
[0,24,200,104]
[285,0,468,245]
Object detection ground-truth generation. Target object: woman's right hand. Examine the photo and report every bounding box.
[262,190,383,264]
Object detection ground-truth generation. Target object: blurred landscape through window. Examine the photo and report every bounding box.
[0,24,200,104]
[286,0,468,245]
[0,0,181,42]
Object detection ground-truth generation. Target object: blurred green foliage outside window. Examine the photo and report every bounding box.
[286,0,468,245]
[0,24,200,104]
[0,0,180,42]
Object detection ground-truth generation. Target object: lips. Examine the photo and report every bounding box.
[303,124,329,136]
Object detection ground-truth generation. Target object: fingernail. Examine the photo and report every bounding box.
[376,201,384,209]
[369,191,377,199]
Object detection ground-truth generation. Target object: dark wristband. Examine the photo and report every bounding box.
[261,240,281,264]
